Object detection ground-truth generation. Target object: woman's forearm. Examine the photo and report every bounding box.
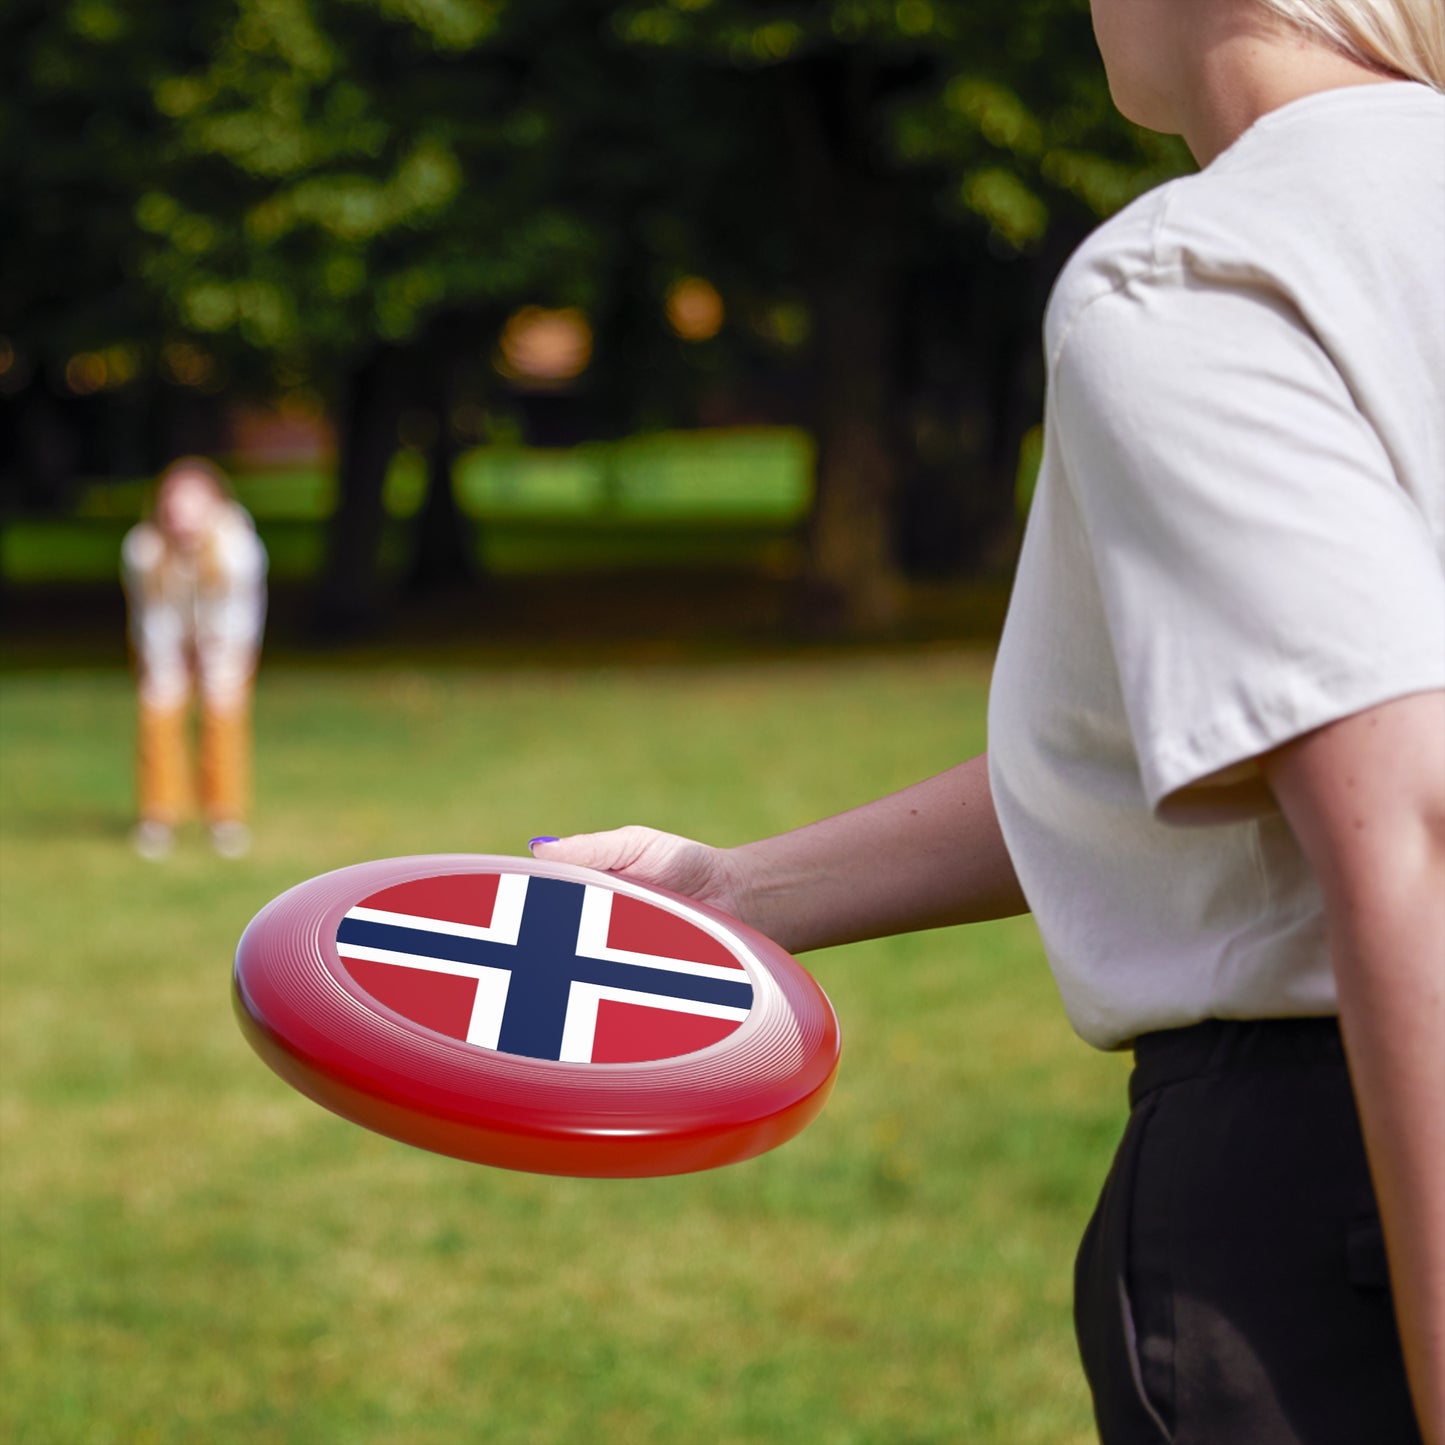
[1331,855,1445,1445]
[1265,690,1445,1444]
[727,752,1028,954]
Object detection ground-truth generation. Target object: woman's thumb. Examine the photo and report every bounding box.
[528,829,639,873]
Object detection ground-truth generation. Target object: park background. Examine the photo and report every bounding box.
[2,2,1192,1440]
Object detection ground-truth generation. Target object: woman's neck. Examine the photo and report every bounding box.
[1178,9,1401,166]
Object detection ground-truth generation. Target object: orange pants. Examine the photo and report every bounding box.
[137,692,252,826]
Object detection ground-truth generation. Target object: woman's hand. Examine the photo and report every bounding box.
[530,827,755,922]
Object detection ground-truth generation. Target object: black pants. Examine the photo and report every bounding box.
[1074,1018,1422,1445]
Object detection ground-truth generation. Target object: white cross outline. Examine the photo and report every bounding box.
[336,875,754,1058]
[339,873,527,1046]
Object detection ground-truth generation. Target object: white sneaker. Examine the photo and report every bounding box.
[210,821,252,859]
[132,820,174,861]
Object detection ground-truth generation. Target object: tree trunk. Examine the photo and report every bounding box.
[405,357,475,596]
[314,345,404,640]
[780,57,908,635]
[805,270,905,632]
[6,381,81,513]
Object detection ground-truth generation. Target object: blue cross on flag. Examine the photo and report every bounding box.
[335,872,755,1064]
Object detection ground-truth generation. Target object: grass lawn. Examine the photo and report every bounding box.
[0,653,1127,1444]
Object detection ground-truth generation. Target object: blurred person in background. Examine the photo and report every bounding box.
[533,0,1445,1441]
[122,457,267,860]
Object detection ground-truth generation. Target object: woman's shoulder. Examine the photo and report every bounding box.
[1043,155,1309,364]
[1045,83,1445,367]
[1043,182,1184,363]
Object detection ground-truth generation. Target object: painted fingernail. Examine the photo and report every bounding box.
[528,836,559,851]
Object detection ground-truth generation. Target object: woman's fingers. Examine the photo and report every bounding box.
[529,827,738,912]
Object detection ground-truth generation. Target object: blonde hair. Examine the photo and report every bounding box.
[155,455,233,506]
[1258,0,1445,89]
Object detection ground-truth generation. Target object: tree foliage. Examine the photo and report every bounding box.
[2,0,1191,627]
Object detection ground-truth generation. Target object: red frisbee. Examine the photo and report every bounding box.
[233,855,840,1177]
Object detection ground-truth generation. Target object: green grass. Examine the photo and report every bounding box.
[59,429,813,526]
[0,655,1127,1444]
[2,429,815,585]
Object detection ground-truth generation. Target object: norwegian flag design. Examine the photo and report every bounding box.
[335,873,754,1063]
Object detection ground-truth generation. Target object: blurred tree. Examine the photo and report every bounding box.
[125,0,613,632]
[2,0,1189,631]
[606,0,1190,625]
[0,0,215,508]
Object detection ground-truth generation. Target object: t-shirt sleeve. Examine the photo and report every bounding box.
[1052,273,1445,822]
[121,522,163,593]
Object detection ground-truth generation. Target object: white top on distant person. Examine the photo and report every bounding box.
[531,1,1445,1440]
[122,457,267,859]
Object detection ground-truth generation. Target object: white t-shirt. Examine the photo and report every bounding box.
[988,82,1445,1051]
[122,502,268,709]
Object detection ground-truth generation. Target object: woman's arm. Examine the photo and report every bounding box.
[532,752,1028,954]
[1263,690,1445,1445]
